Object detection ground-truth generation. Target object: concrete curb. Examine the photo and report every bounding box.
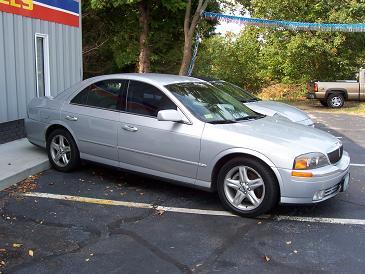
[0,161,50,191]
[0,138,50,191]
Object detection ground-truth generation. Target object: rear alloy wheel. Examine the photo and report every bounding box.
[47,129,80,172]
[217,158,279,217]
[327,93,344,108]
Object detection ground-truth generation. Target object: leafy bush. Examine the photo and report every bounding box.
[257,84,307,101]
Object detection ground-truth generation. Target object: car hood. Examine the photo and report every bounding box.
[244,100,310,123]
[203,117,340,168]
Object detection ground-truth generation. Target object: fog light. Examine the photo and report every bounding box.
[313,190,325,201]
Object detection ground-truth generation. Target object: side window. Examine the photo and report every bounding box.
[71,80,126,110]
[126,81,176,117]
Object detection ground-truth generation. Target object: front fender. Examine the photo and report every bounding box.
[326,88,348,99]
[199,147,284,192]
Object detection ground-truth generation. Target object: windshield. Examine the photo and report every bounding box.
[165,82,263,123]
[210,81,260,103]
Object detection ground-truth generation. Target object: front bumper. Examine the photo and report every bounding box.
[279,151,350,204]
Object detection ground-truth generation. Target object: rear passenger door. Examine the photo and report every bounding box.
[62,79,127,164]
[118,80,203,181]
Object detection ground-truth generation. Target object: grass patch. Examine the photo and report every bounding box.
[284,100,365,117]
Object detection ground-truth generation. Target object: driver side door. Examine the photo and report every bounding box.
[118,80,204,182]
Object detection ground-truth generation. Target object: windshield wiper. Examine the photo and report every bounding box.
[236,115,265,121]
[209,120,238,124]
[240,98,259,103]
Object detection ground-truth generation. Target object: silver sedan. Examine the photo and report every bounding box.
[25,74,350,217]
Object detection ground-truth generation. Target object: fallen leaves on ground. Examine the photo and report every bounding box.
[156,209,165,216]
[13,174,40,194]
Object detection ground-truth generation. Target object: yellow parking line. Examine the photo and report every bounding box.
[22,192,236,217]
[23,192,154,209]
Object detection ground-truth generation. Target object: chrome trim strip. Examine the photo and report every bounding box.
[79,138,116,148]
[117,145,204,166]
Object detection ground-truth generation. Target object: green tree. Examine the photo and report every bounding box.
[252,0,365,82]
[90,0,186,72]
[195,27,264,90]
[195,0,365,90]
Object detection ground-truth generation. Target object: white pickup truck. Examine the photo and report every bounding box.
[307,68,365,108]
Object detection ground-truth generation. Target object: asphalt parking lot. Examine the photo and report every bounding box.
[1,111,365,273]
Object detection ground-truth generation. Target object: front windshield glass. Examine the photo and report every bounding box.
[165,82,263,123]
[211,81,260,103]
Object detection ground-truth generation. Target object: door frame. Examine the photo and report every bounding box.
[34,33,51,97]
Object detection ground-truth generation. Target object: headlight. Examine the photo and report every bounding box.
[273,113,291,122]
[293,152,329,170]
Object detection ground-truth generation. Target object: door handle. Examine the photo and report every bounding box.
[65,115,78,121]
[122,124,138,132]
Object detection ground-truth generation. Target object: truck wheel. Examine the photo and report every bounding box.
[327,93,344,108]
[319,100,328,107]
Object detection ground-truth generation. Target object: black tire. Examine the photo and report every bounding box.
[46,128,80,172]
[327,93,344,108]
[319,100,328,107]
[217,157,279,217]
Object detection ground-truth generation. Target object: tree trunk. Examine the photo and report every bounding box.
[179,0,209,76]
[138,1,150,73]
[179,38,193,76]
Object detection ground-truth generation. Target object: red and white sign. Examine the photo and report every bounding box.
[0,0,80,27]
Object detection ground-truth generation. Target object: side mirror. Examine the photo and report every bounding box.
[157,109,183,122]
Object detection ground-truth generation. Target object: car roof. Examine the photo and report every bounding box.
[54,73,208,100]
[86,73,207,86]
[192,75,222,82]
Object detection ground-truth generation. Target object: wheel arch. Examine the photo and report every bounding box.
[44,121,80,148]
[325,89,348,100]
[210,148,283,194]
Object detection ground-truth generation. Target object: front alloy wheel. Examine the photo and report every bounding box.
[224,166,265,211]
[217,157,279,217]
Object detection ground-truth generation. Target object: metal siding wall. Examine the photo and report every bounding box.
[0,15,7,123]
[3,13,18,121]
[23,17,36,104]
[56,23,65,92]
[63,25,70,90]
[70,28,76,84]
[0,12,82,123]
[14,16,27,118]
[49,22,57,95]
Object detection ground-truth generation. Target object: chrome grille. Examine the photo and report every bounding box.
[327,145,343,164]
